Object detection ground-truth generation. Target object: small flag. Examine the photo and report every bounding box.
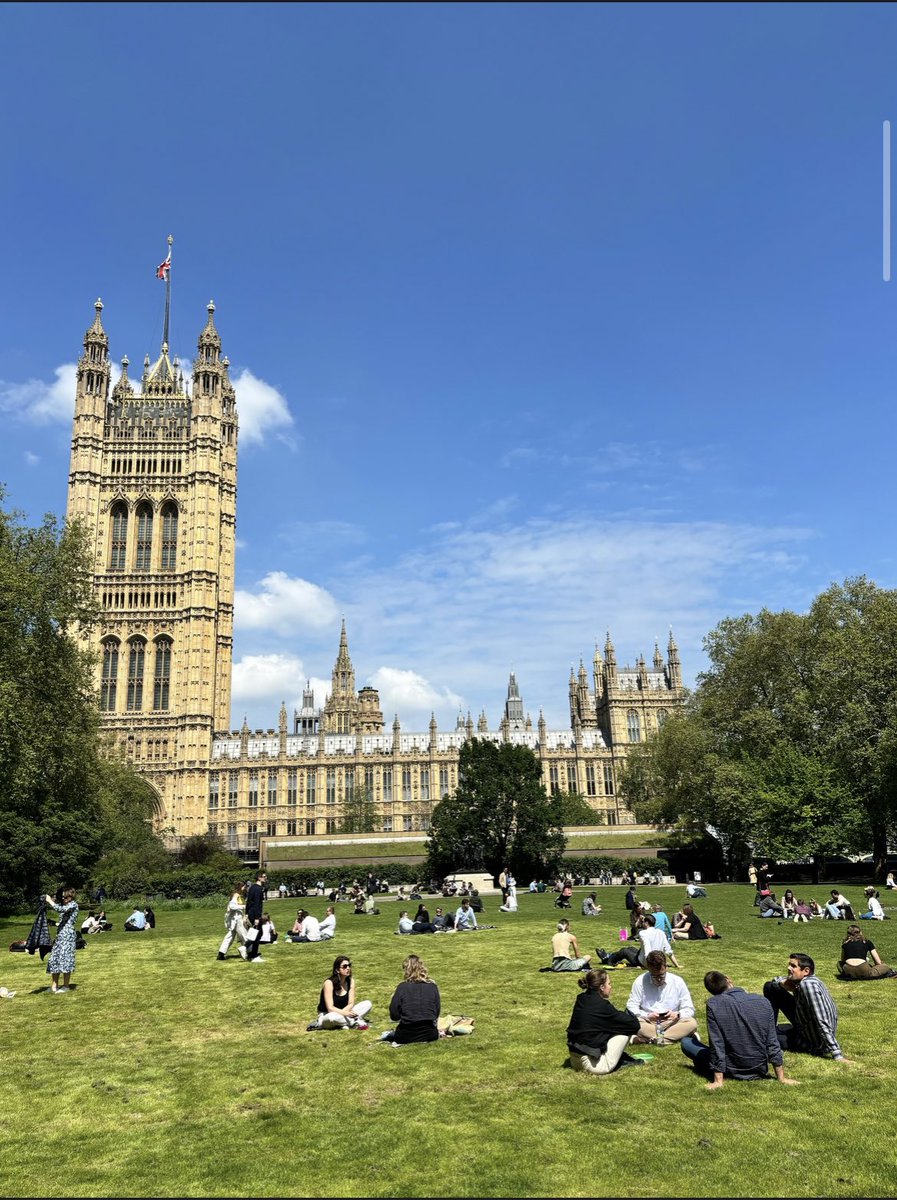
[156,248,171,281]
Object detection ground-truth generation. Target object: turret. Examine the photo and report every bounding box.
[668,628,682,689]
[604,631,618,687]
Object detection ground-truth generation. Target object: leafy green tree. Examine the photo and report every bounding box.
[0,496,106,912]
[178,829,243,873]
[620,579,896,877]
[426,740,566,882]
[553,790,604,826]
[339,786,378,834]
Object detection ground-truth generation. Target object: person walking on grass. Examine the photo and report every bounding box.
[245,872,267,961]
[680,971,799,1090]
[44,888,78,994]
[218,884,250,960]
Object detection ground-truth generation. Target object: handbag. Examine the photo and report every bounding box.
[244,925,260,943]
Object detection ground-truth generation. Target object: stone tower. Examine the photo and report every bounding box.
[320,621,384,735]
[66,291,238,838]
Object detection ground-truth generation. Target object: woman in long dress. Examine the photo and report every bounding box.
[45,888,79,993]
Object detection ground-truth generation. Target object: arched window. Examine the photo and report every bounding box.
[127,638,146,711]
[100,639,119,710]
[656,708,668,729]
[135,504,153,571]
[109,504,128,571]
[160,503,178,570]
[153,637,172,710]
[627,709,641,743]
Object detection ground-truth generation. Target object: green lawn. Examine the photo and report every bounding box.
[2,883,895,1197]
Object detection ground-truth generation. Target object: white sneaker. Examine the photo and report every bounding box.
[55,986,69,993]
[238,947,247,960]
[252,956,266,962]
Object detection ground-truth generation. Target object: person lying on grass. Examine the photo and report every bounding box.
[598,914,682,970]
[679,970,799,1091]
[566,968,644,1076]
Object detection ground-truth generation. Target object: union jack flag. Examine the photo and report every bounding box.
[156,249,171,280]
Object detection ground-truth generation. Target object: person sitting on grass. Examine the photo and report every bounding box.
[680,970,799,1090]
[759,892,785,919]
[672,903,708,940]
[124,906,147,932]
[792,898,813,923]
[837,925,896,979]
[312,955,372,1030]
[551,919,592,972]
[259,913,278,945]
[808,899,825,919]
[626,951,698,1045]
[860,887,885,921]
[763,953,852,1061]
[565,968,644,1076]
[652,904,673,939]
[289,909,322,943]
[454,898,478,932]
[319,906,337,940]
[781,890,797,919]
[499,890,518,913]
[384,954,441,1044]
[582,892,603,918]
[824,890,855,921]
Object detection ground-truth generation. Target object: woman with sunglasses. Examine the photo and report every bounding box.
[313,956,373,1029]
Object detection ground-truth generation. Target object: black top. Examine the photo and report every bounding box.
[841,938,873,960]
[318,985,350,1014]
[625,889,636,910]
[389,979,440,1024]
[246,883,264,922]
[566,991,640,1055]
[686,911,708,939]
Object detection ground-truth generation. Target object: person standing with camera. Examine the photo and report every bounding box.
[44,888,79,993]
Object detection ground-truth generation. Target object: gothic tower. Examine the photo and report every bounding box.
[66,281,238,838]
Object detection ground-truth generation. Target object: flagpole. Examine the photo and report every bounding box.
[162,234,173,349]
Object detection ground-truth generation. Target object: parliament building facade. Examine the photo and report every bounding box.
[66,294,686,853]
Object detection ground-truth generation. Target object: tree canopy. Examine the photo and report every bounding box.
[0,494,169,912]
[620,578,897,877]
[426,739,566,882]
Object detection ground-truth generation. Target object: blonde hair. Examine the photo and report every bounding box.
[402,954,429,983]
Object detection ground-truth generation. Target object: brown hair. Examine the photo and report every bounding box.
[402,954,429,983]
[578,969,610,992]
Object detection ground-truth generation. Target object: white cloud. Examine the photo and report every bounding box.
[229,654,331,730]
[24,451,40,466]
[0,363,76,423]
[368,667,463,727]
[231,368,293,447]
[234,571,339,637]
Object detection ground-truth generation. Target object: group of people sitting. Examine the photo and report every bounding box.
[285,907,337,943]
[565,948,858,1081]
[309,953,452,1046]
[80,910,113,934]
[757,887,884,922]
[124,906,155,932]
[397,899,480,933]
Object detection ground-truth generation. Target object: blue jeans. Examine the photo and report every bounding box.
[680,1034,713,1076]
[859,912,878,920]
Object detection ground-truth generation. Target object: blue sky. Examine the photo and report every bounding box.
[2,3,896,732]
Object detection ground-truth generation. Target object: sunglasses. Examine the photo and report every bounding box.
[340,962,352,968]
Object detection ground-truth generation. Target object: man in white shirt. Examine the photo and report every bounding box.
[319,906,337,940]
[626,951,698,1044]
[294,910,321,942]
[397,911,415,934]
[636,914,682,969]
[454,899,478,931]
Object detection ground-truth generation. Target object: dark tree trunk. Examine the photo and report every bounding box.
[872,821,889,883]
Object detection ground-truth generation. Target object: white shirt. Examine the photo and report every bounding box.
[398,916,414,934]
[501,894,518,911]
[626,971,695,1020]
[319,913,337,939]
[866,896,885,920]
[301,915,322,942]
[455,906,478,930]
[637,926,673,966]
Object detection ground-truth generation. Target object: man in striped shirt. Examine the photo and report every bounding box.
[763,953,853,1062]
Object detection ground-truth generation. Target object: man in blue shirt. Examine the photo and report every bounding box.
[124,907,147,931]
[681,971,798,1089]
[454,899,478,931]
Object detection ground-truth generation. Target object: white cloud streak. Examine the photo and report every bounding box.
[234,571,339,637]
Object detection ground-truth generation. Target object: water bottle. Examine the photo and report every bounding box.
[655,1020,663,1044]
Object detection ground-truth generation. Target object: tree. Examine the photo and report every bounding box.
[620,579,895,878]
[0,495,105,912]
[339,786,378,834]
[553,790,604,827]
[426,740,566,882]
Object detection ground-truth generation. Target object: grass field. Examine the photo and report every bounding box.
[2,883,896,1198]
